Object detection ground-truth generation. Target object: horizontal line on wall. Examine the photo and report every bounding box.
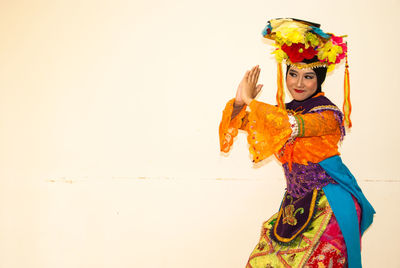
[364,179,400,182]
[45,177,400,183]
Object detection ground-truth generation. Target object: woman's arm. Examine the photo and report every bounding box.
[231,103,245,120]
[289,110,341,138]
[219,66,263,152]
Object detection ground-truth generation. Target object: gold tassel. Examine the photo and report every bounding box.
[276,63,285,109]
[343,55,352,128]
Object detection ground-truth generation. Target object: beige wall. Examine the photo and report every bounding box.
[0,0,399,267]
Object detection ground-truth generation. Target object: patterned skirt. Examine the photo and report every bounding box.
[246,191,361,268]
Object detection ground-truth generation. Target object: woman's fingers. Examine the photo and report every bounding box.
[242,66,261,94]
[255,66,260,83]
[254,84,263,97]
[250,66,257,83]
[249,65,260,85]
[244,70,250,79]
[249,66,256,78]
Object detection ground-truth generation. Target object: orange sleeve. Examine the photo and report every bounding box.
[219,99,248,153]
[293,110,341,138]
[246,100,292,163]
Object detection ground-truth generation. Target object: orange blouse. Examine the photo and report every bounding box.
[219,99,342,166]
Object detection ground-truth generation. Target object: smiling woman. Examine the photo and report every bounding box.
[286,66,318,101]
[219,18,375,268]
[285,56,328,102]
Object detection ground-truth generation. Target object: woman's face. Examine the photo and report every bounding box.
[286,65,318,101]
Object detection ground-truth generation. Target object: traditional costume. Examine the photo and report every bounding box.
[219,18,375,268]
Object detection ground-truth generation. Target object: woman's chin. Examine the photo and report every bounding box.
[291,95,306,101]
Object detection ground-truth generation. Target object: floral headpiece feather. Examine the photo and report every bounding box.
[262,18,347,72]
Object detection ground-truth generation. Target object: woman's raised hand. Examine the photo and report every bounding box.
[234,65,263,106]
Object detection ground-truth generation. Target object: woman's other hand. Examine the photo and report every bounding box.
[235,65,263,106]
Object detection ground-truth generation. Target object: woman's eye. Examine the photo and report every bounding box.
[305,75,315,79]
[289,72,297,77]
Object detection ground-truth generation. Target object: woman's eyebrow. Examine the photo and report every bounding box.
[304,72,316,75]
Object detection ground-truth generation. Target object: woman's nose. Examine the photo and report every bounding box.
[296,76,303,87]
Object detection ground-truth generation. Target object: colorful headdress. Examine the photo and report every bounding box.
[262,18,352,128]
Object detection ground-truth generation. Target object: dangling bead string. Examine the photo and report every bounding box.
[343,54,352,128]
[276,62,285,109]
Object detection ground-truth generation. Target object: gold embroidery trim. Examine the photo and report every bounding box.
[286,59,328,70]
[273,188,318,243]
[309,105,341,113]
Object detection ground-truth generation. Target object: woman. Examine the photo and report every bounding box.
[219,19,375,268]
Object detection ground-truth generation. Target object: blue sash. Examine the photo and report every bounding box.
[320,156,375,268]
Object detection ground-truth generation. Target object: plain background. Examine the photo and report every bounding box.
[1,0,399,267]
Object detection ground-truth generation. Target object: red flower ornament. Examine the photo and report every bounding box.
[281,43,317,63]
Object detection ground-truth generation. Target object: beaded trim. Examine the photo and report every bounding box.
[309,105,342,113]
[294,115,305,137]
[286,59,328,70]
[288,115,299,140]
